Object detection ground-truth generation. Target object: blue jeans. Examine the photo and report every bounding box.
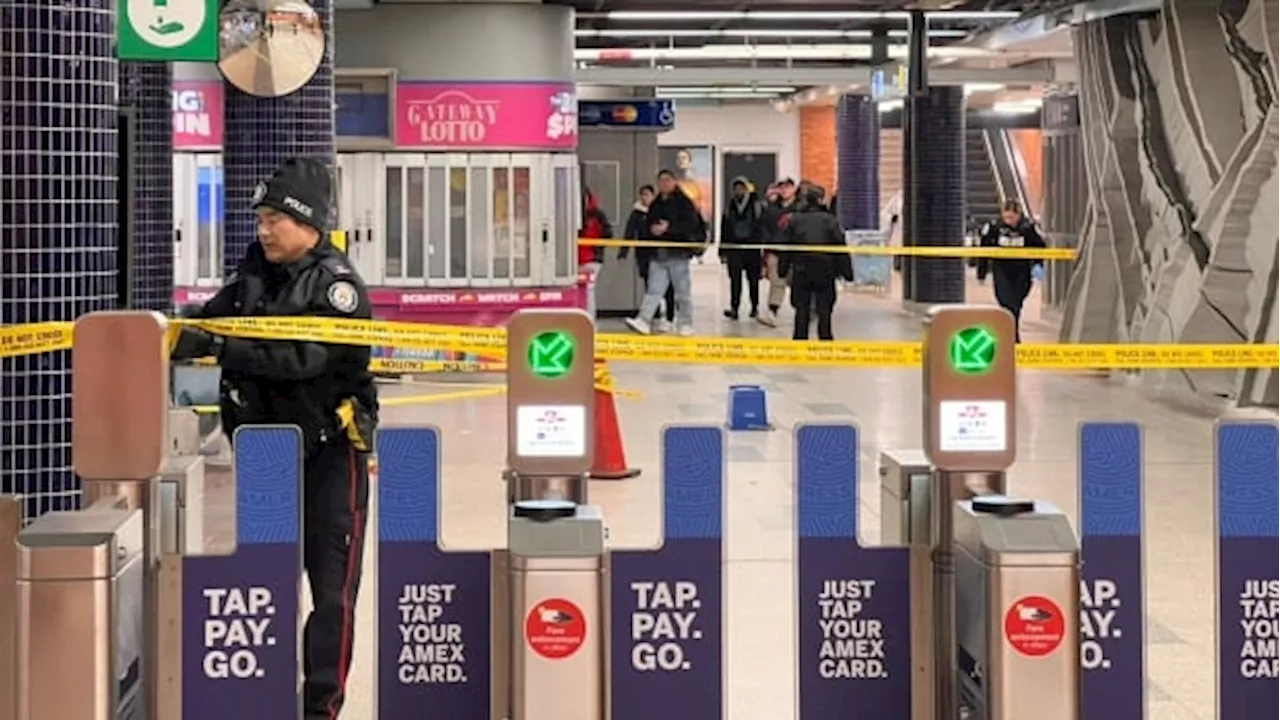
[637,257,693,326]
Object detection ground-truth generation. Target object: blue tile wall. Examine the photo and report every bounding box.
[836,94,880,230]
[120,62,175,312]
[902,85,966,304]
[0,0,119,519]
[222,0,336,274]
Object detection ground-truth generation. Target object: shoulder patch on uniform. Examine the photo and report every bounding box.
[326,281,360,314]
[319,255,353,277]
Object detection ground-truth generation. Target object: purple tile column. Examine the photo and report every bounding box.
[836,94,880,230]
[120,62,175,312]
[222,1,336,274]
[0,0,119,518]
[902,85,965,304]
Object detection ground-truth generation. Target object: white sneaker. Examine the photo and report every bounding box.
[677,325,695,337]
[625,317,652,335]
[655,319,676,334]
[757,311,778,328]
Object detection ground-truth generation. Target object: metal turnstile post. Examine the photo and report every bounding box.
[502,309,607,720]
[0,496,17,720]
[16,503,146,719]
[953,497,1081,719]
[507,474,607,719]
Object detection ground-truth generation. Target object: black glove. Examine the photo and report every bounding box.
[170,327,220,360]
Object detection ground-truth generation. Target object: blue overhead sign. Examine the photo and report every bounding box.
[579,100,675,132]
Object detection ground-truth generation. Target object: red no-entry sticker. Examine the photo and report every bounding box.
[1003,595,1066,657]
[525,597,587,660]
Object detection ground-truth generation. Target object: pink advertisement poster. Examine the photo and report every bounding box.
[395,81,578,150]
[172,80,224,150]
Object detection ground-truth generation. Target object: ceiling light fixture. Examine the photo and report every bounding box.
[573,28,969,39]
[599,10,1020,22]
[657,86,796,94]
[575,44,996,63]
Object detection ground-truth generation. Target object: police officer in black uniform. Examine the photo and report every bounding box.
[976,200,1047,342]
[777,182,853,341]
[170,157,377,720]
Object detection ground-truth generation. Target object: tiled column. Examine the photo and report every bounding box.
[836,94,880,230]
[902,85,965,304]
[0,1,119,517]
[120,62,175,311]
[223,0,335,273]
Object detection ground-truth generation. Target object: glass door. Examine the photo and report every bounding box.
[172,153,224,287]
[382,153,426,286]
[550,154,581,285]
[337,153,385,284]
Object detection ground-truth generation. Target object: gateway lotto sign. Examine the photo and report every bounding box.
[173,80,224,150]
[396,82,577,150]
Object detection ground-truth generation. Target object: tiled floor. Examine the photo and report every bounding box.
[202,264,1253,719]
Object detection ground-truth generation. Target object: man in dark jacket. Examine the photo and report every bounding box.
[719,176,764,319]
[975,200,1046,342]
[777,183,852,341]
[625,169,703,336]
[169,157,378,720]
[618,184,676,329]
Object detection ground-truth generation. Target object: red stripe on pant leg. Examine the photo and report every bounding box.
[328,447,363,720]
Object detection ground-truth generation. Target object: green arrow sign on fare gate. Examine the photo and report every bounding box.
[117,0,219,62]
[948,325,998,375]
[527,330,577,380]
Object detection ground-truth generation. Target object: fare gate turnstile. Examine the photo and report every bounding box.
[7,312,206,720]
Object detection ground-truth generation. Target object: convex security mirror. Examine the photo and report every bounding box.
[218,0,324,98]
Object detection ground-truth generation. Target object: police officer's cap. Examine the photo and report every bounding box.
[252,157,333,232]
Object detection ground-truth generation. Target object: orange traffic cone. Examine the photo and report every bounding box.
[590,361,641,480]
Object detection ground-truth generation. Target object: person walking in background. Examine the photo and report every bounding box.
[625,170,703,336]
[719,176,764,320]
[976,199,1046,343]
[777,183,851,341]
[759,177,798,327]
[618,184,676,331]
[578,187,613,319]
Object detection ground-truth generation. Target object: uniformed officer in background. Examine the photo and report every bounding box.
[170,157,378,720]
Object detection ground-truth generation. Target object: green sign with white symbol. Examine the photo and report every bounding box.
[527,330,576,379]
[949,326,997,374]
[117,0,219,62]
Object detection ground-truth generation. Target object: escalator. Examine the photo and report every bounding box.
[964,128,1001,225]
[984,129,1029,216]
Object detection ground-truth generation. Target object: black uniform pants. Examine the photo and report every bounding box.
[724,251,761,313]
[994,278,1031,343]
[638,261,675,322]
[303,440,370,720]
[791,274,837,341]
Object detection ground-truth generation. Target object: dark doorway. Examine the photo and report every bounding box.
[721,152,778,200]
[117,109,137,309]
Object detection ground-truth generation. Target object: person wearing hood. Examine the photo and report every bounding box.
[619,184,676,329]
[719,176,765,319]
[169,157,377,720]
[578,187,613,318]
[776,182,852,341]
[758,177,798,327]
[975,200,1046,342]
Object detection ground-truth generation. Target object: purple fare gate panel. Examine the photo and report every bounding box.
[612,426,724,720]
[1078,422,1145,720]
[1215,422,1279,720]
[796,424,911,719]
[183,426,303,720]
[377,427,491,719]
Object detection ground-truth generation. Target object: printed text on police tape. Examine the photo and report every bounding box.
[629,581,704,672]
[202,587,278,680]
[396,583,469,685]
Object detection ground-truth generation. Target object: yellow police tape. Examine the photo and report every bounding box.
[3,316,1276,370]
[185,385,508,414]
[579,238,1078,261]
